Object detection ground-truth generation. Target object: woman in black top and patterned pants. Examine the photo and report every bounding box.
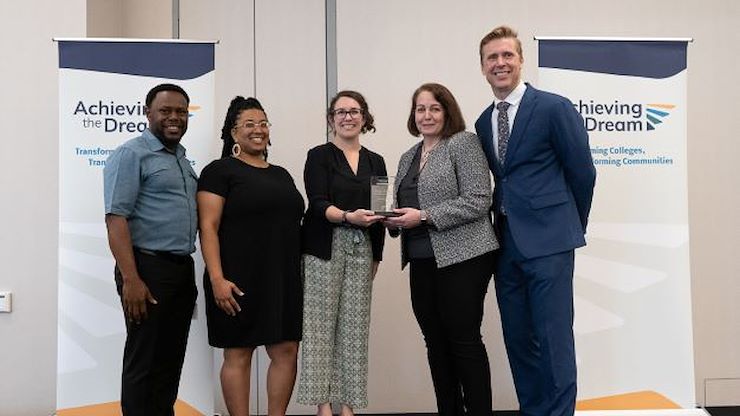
[297,91,386,416]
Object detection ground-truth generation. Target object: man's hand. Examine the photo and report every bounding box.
[122,276,157,323]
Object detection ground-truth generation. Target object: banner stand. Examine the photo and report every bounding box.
[536,37,695,413]
[55,38,217,415]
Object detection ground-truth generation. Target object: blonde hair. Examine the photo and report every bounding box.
[479,25,523,61]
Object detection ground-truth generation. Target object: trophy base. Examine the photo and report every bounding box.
[376,211,402,217]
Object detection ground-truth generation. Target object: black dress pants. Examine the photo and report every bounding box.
[115,249,197,416]
[409,252,495,416]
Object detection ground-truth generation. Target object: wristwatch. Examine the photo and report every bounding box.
[419,209,428,224]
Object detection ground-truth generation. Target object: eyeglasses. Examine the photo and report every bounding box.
[235,120,272,129]
[332,108,363,119]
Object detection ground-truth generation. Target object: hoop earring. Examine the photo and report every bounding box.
[231,143,241,157]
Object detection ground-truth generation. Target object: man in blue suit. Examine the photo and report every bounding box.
[475,26,596,416]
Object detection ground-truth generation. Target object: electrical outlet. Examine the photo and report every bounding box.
[0,291,12,312]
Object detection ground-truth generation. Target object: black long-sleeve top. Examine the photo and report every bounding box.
[301,142,387,261]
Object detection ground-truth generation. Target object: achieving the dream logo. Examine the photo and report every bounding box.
[574,99,675,132]
[72,99,202,134]
[71,100,202,167]
[644,103,675,130]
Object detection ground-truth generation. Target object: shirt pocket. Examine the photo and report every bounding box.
[145,158,185,190]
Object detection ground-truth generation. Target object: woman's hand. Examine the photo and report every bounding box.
[211,277,244,316]
[383,207,423,229]
[346,209,384,227]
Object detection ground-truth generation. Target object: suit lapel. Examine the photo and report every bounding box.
[504,84,538,173]
[479,105,494,146]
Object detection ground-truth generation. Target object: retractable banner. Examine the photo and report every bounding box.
[537,39,695,411]
[57,39,215,415]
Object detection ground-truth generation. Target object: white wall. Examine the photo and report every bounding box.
[1,0,738,414]
[87,0,123,37]
[0,1,86,415]
[88,0,172,39]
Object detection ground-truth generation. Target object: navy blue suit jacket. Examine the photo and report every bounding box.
[475,84,596,259]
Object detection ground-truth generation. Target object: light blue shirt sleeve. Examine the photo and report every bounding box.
[103,146,141,217]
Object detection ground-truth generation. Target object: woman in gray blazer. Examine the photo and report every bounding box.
[385,83,499,416]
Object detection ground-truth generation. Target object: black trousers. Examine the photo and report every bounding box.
[409,252,495,416]
[115,249,197,416]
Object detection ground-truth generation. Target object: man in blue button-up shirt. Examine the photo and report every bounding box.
[104,83,198,416]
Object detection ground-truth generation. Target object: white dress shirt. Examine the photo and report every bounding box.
[490,82,527,161]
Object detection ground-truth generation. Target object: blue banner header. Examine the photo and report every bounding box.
[539,40,687,79]
[59,40,215,80]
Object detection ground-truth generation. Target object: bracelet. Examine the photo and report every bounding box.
[341,210,348,224]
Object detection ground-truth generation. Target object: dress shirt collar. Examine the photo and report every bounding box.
[494,82,527,108]
[142,128,185,157]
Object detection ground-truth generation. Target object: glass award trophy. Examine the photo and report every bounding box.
[370,176,399,216]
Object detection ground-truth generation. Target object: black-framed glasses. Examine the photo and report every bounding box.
[332,108,363,119]
[236,120,272,129]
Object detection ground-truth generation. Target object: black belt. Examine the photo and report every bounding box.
[133,247,191,264]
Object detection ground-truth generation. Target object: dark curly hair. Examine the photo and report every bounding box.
[327,90,376,135]
[220,96,267,158]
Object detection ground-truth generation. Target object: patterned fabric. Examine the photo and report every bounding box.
[497,101,511,164]
[297,227,374,408]
[393,131,499,268]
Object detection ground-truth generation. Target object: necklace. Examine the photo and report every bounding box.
[419,139,440,172]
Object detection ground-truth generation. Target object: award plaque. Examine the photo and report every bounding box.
[370,176,400,216]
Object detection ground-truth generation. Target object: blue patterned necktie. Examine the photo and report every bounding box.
[497,101,511,164]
